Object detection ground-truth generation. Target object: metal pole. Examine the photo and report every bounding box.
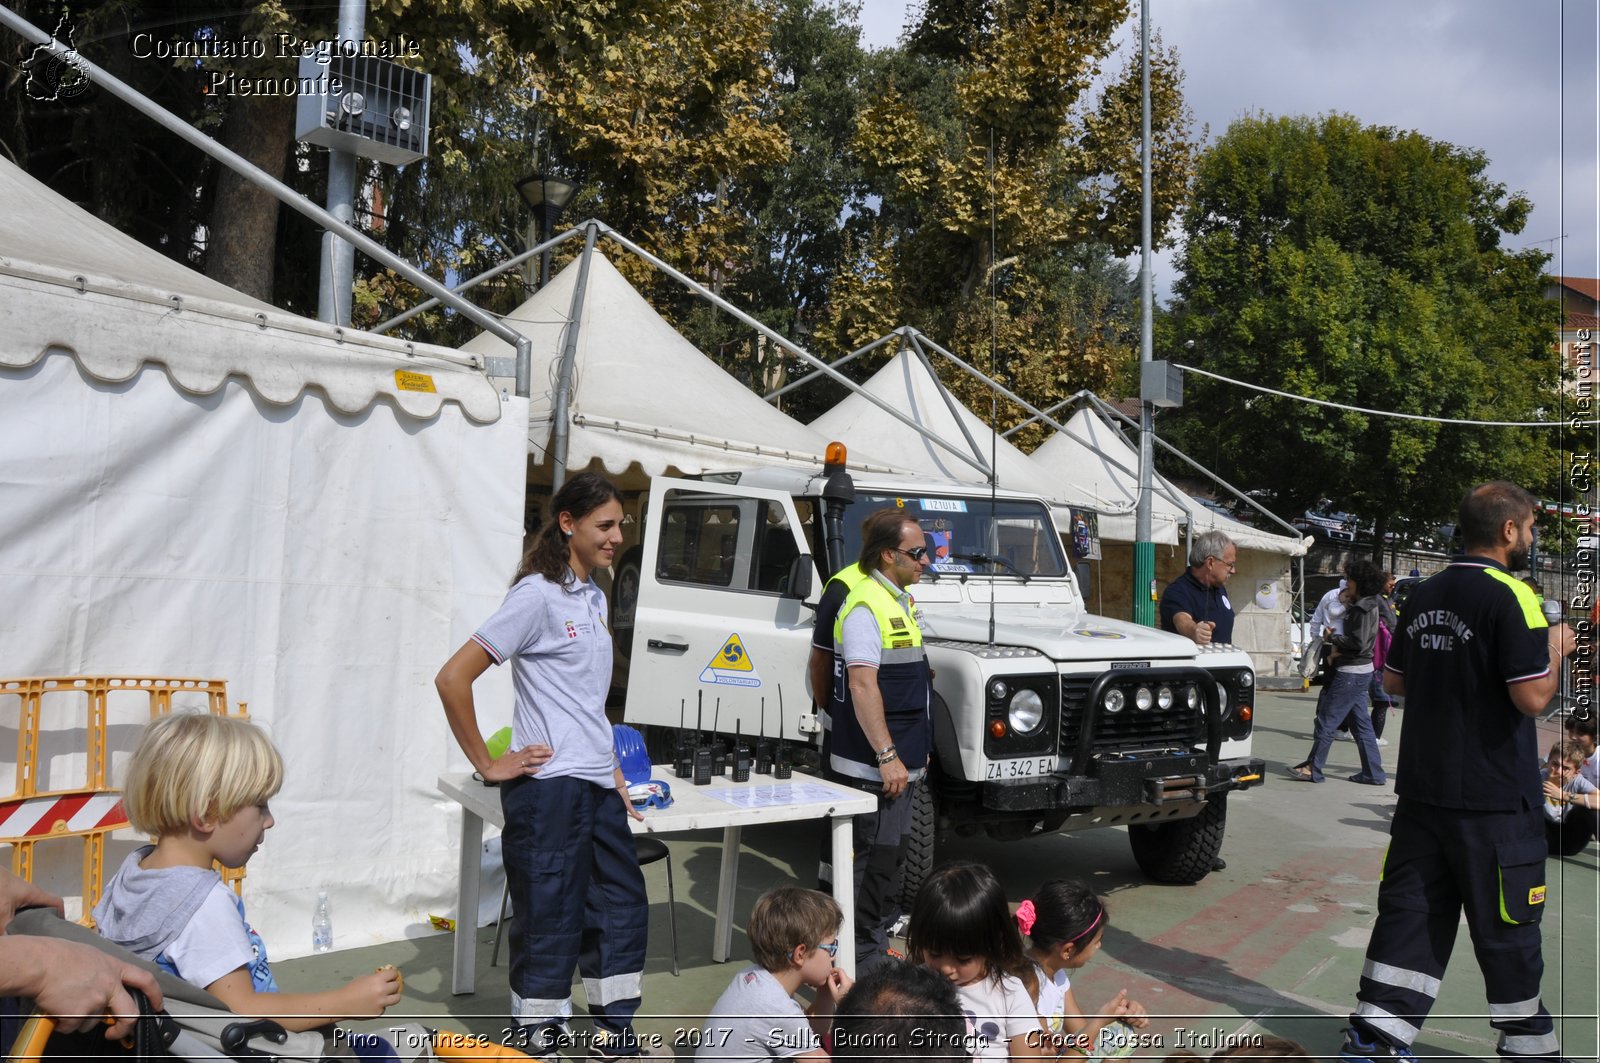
[1132,0,1157,626]
[763,330,903,401]
[316,0,365,326]
[0,7,534,391]
[551,222,600,490]
[599,228,994,479]
[905,332,993,479]
[371,226,582,335]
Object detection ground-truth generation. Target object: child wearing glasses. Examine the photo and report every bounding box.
[698,887,853,1062]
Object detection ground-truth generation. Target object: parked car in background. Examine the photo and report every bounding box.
[1293,505,1356,543]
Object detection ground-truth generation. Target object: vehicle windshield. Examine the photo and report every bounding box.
[839,492,1068,578]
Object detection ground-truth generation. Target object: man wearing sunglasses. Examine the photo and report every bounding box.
[1158,529,1237,647]
[821,508,934,974]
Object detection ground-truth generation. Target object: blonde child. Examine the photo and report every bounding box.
[93,713,401,1056]
[699,886,853,1061]
[1541,739,1598,855]
[1017,879,1148,1059]
[907,862,1047,1061]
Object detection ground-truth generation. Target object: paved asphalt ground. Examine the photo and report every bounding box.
[276,688,1600,1060]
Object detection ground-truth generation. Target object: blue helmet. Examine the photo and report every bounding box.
[611,724,654,786]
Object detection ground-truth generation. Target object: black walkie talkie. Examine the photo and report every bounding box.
[711,698,728,776]
[754,697,773,775]
[774,686,793,779]
[692,693,713,785]
[673,698,693,779]
[733,718,752,781]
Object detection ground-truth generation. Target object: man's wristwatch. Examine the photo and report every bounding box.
[875,744,898,765]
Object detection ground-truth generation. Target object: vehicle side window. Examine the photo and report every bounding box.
[657,493,810,594]
[657,500,741,587]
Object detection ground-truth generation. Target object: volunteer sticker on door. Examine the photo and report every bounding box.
[700,633,762,688]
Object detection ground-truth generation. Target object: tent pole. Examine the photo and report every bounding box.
[371,227,585,335]
[904,332,993,479]
[598,229,992,479]
[0,7,532,391]
[551,223,600,490]
[763,330,904,402]
[1001,393,1089,438]
[1084,395,1305,543]
[910,330,1074,439]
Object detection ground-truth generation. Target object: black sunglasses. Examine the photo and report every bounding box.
[895,546,930,561]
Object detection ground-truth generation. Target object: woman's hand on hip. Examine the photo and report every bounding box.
[482,744,554,782]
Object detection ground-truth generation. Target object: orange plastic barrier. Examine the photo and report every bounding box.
[0,676,246,921]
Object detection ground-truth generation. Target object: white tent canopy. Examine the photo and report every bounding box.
[461,250,899,477]
[1032,410,1304,557]
[808,349,1112,525]
[0,156,525,953]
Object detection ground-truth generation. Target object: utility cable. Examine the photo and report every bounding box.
[1175,364,1598,428]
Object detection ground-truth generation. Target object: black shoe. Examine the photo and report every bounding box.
[509,1021,574,1054]
[1338,1027,1415,1061]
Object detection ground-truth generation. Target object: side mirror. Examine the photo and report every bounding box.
[783,554,816,600]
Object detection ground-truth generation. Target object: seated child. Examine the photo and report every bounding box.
[908,862,1047,1061]
[1017,880,1148,1060]
[698,886,853,1062]
[93,713,402,1056]
[1542,739,1598,856]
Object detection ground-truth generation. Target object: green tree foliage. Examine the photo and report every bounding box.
[1163,113,1561,549]
[822,0,1194,442]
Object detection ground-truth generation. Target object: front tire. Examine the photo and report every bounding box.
[1128,792,1227,884]
[897,781,938,913]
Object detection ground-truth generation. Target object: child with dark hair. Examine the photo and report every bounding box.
[907,862,1047,1061]
[699,887,852,1062]
[1016,880,1147,1059]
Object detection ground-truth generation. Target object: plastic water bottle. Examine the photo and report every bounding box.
[312,891,333,953]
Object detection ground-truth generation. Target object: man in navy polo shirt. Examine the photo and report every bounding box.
[1341,481,1577,1063]
[1159,530,1236,646]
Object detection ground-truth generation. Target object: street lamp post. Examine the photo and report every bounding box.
[515,174,579,289]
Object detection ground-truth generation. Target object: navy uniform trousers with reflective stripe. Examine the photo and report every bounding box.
[500,774,648,1042]
[1351,799,1559,1058]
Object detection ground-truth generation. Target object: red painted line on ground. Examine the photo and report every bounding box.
[1078,846,1384,1024]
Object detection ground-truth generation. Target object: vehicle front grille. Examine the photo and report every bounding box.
[1058,676,1203,756]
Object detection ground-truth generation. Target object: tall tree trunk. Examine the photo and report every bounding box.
[206,95,295,302]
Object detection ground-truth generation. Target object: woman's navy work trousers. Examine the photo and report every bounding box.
[500,774,648,1043]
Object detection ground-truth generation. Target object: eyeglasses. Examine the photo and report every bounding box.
[895,546,929,562]
[817,941,840,957]
[1207,556,1237,572]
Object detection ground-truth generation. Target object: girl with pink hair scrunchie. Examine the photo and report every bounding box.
[1016,880,1148,1057]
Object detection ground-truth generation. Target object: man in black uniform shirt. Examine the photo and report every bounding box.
[1341,482,1576,1062]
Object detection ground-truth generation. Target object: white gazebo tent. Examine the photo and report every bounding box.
[1032,409,1306,673]
[0,156,527,952]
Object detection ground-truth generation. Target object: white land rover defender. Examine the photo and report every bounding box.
[618,449,1264,894]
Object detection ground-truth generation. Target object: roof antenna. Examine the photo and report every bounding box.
[987,124,999,647]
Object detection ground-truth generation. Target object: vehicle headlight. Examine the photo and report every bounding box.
[1135,686,1153,711]
[1103,688,1126,714]
[988,679,1008,701]
[1238,670,1254,689]
[1157,685,1174,710]
[1185,685,1201,710]
[1008,689,1045,734]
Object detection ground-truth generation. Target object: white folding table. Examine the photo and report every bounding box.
[437,769,877,993]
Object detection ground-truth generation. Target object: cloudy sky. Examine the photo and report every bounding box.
[854,0,1600,301]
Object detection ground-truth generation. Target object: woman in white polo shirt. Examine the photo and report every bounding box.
[436,471,653,1061]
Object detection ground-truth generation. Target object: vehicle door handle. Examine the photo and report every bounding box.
[647,638,690,653]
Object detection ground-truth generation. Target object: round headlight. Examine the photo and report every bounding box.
[1008,689,1045,733]
[1185,685,1201,710]
[1135,686,1154,711]
[1216,682,1230,715]
[988,679,1008,702]
[339,90,366,117]
[1157,685,1174,710]
[1238,670,1254,689]
[1103,688,1126,714]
